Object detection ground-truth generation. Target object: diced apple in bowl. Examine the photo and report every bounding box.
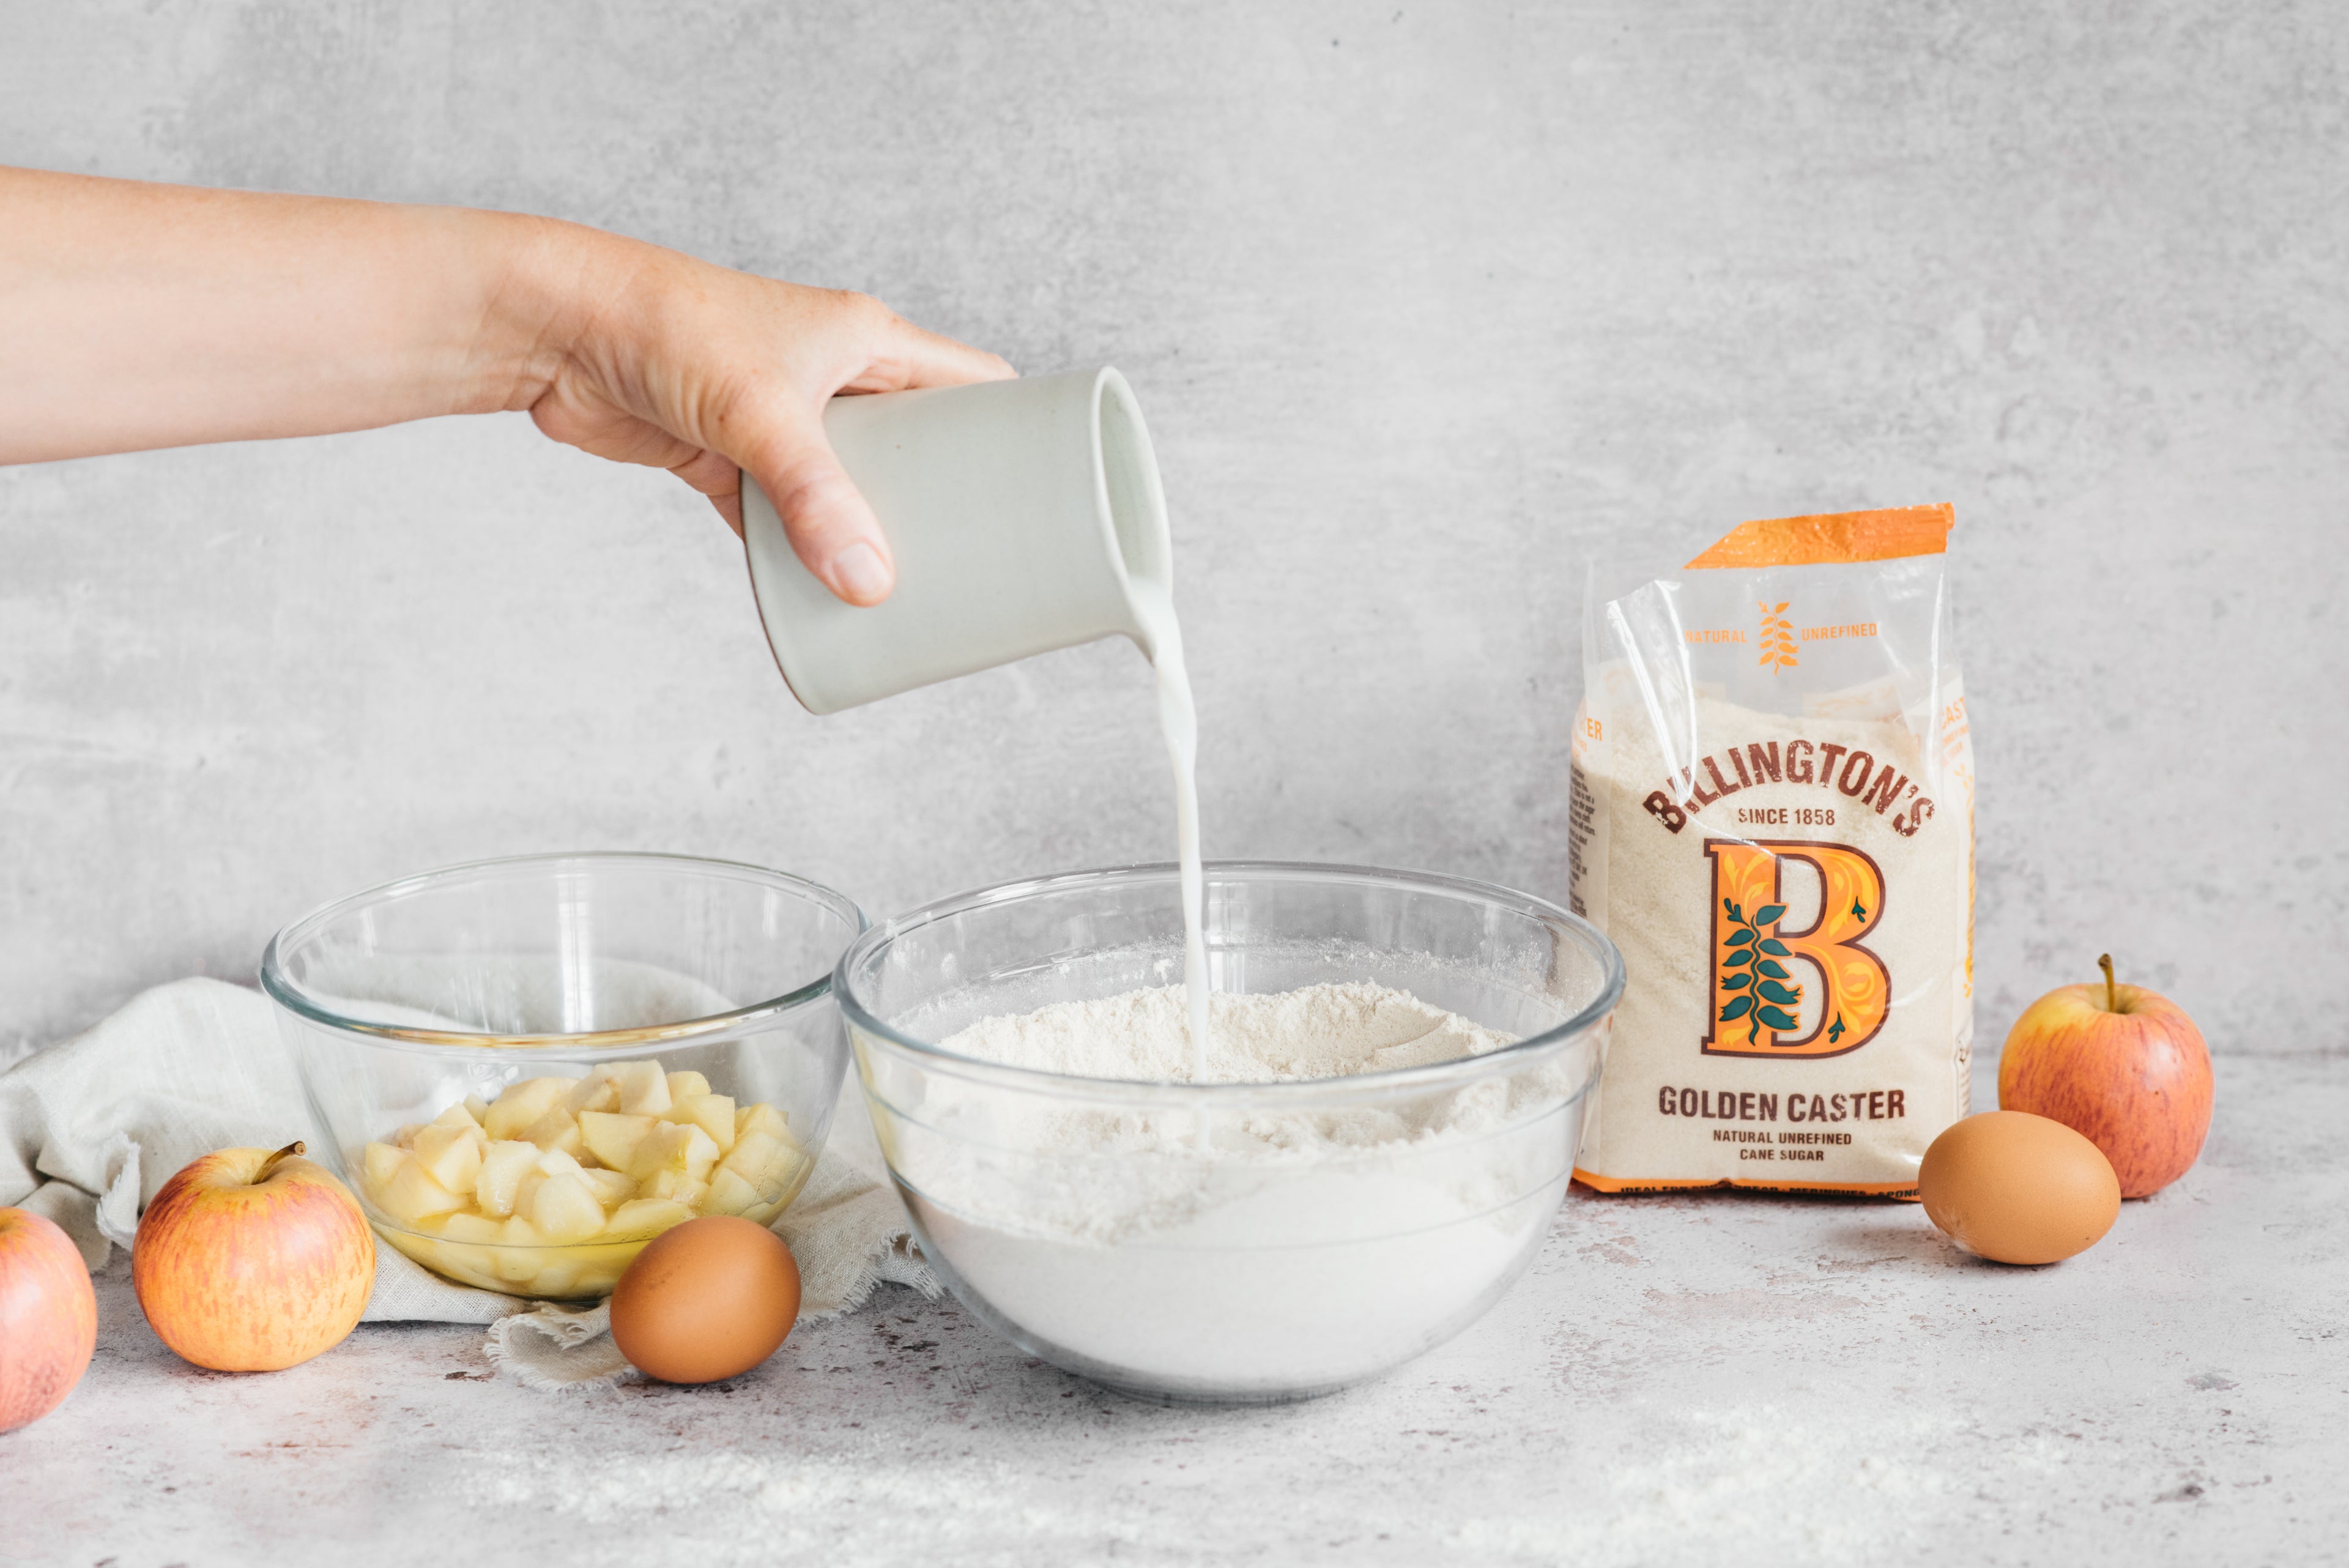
[627,1121,720,1186]
[371,1149,467,1225]
[610,1061,670,1116]
[440,1211,507,1246]
[578,1111,657,1172]
[663,1093,737,1155]
[481,1077,570,1141]
[605,1197,696,1239]
[639,1170,710,1208]
[579,1167,636,1208]
[473,1140,539,1218]
[528,1172,607,1244]
[410,1118,484,1194]
[354,1056,810,1298]
[562,1068,620,1115]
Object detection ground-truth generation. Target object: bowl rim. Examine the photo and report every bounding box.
[259,850,868,1053]
[834,859,1625,1101]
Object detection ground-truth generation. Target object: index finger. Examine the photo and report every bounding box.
[844,305,1017,396]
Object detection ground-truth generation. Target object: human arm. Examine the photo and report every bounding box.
[0,166,1013,603]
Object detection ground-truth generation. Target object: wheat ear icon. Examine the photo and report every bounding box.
[1758,601,1798,670]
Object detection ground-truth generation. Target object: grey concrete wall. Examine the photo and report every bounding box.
[3,1,2341,1059]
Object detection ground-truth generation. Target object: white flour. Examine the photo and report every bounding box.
[938,980,1507,1085]
[895,982,1589,1395]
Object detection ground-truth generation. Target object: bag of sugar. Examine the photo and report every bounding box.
[1568,505,1976,1195]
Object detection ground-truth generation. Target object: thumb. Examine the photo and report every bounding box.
[738,407,896,607]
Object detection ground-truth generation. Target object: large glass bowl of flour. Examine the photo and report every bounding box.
[838,861,1623,1403]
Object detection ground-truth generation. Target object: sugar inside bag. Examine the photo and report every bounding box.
[1569,505,1976,1195]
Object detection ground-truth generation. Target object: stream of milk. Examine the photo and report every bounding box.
[1125,579,1209,1084]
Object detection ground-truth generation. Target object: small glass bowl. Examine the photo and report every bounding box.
[261,852,864,1300]
[838,861,1623,1403]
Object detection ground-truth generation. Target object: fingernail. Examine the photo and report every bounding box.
[828,541,892,603]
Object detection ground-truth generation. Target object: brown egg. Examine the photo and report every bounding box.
[609,1217,801,1383]
[1919,1111,2121,1265]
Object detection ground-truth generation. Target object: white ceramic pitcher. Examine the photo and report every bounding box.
[741,365,1173,715]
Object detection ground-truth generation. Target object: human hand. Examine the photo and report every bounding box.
[0,171,1012,606]
[512,228,1014,604]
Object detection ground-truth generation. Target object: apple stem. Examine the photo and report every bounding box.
[258,1140,306,1180]
[2098,953,2117,1013]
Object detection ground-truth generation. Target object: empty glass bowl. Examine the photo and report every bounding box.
[838,861,1623,1403]
[261,852,863,1299]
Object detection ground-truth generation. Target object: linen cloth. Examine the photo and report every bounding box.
[0,978,935,1387]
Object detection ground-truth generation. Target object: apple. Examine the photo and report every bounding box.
[1999,954,2213,1198]
[0,1208,98,1432]
[132,1141,376,1372]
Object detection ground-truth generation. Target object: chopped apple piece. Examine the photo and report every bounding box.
[462,1094,492,1124]
[578,1110,658,1173]
[680,1123,721,1180]
[662,1093,737,1156]
[440,1211,506,1246]
[533,1146,585,1178]
[519,1105,584,1159]
[491,1247,541,1286]
[610,1060,672,1116]
[391,1122,425,1150]
[639,1170,709,1208]
[702,1166,765,1217]
[533,1260,580,1298]
[428,1102,478,1132]
[735,1101,799,1148]
[579,1167,636,1208]
[483,1076,572,1140]
[605,1197,695,1239]
[562,1068,620,1115]
[362,1140,407,1190]
[720,1129,798,1194]
[474,1139,538,1217]
[626,1121,719,1184]
[529,1172,606,1244]
[664,1069,711,1102]
[412,1120,484,1195]
[377,1156,466,1224]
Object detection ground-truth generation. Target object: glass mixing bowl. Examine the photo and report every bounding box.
[838,861,1623,1404]
[261,852,864,1299]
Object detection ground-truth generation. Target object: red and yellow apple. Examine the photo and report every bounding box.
[132,1142,376,1372]
[0,1208,98,1432]
[1999,955,2213,1198]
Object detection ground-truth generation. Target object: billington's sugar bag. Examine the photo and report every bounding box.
[1569,505,1975,1195]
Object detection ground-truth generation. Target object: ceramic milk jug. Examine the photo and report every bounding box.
[741,365,1174,715]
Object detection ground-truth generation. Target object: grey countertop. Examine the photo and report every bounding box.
[9,1053,2338,1566]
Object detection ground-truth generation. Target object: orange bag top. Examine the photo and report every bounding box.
[1686,503,1953,571]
